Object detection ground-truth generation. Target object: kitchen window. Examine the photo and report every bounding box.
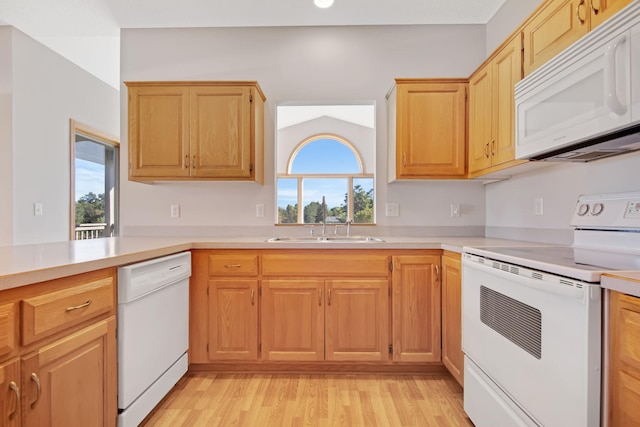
[70,120,119,240]
[276,104,375,225]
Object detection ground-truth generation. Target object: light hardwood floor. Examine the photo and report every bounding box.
[142,372,473,427]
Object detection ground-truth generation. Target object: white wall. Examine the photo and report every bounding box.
[485,0,539,55]
[120,25,488,235]
[5,27,119,245]
[0,27,13,245]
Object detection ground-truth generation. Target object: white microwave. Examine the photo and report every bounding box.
[515,2,640,162]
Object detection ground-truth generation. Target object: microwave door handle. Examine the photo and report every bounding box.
[604,35,627,116]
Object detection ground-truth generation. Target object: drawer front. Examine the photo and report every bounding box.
[0,302,17,357]
[22,276,115,345]
[209,254,259,276]
[262,254,389,277]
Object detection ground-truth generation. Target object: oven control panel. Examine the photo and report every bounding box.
[571,192,640,229]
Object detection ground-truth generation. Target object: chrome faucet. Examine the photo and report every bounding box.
[346,219,352,237]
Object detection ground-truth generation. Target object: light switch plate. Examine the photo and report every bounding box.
[34,203,43,216]
[534,198,544,216]
[385,203,399,217]
[256,204,265,217]
[170,204,180,218]
[450,203,461,218]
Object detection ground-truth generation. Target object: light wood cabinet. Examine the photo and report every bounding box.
[126,81,265,183]
[0,302,17,359]
[522,0,632,77]
[0,269,117,427]
[387,79,467,181]
[190,251,259,363]
[608,290,640,426]
[391,255,441,362]
[441,252,463,386]
[261,279,325,361]
[469,34,526,177]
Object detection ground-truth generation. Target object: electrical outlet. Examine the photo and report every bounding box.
[34,203,43,216]
[256,204,265,218]
[170,204,180,218]
[450,203,461,218]
[385,203,399,217]
[535,198,544,216]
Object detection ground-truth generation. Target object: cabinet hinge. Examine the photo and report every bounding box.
[389,344,393,354]
[389,261,393,272]
[250,163,254,173]
[249,94,253,103]
[521,38,525,52]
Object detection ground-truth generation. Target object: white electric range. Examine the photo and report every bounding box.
[462,191,640,427]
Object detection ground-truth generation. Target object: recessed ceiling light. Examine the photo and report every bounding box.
[314,0,334,9]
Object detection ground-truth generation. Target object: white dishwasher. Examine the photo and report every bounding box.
[117,251,191,427]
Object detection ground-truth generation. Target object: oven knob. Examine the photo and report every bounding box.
[591,203,604,216]
[577,203,590,216]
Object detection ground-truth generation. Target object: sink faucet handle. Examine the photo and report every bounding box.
[334,224,344,235]
[345,219,353,237]
[305,225,315,236]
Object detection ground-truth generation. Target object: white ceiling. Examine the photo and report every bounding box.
[1,0,507,38]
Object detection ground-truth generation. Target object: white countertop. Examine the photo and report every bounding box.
[0,235,531,291]
[602,271,640,298]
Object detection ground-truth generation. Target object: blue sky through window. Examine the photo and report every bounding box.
[75,159,104,201]
[290,138,360,174]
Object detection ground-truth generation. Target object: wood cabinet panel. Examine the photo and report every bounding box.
[128,85,190,178]
[261,279,325,361]
[208,253,259,276]
[468,64,493,174]
[325,279,389,362]
[21,318,116,427]
[523,0,589,77]
[0,358,20,427]
[21,275,115,346]
[441,253,463,386]
[590,0,633,28]
[262,253,389,277]
[391,255,441,362]
[0,303,17,358]
[208,279,258,361]
[190,86,252,178]
[609,291,640,427]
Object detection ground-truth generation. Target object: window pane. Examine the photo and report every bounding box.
[353,178,374,224]
[277,178,298,224]
[291,138,360,174]
[302,178,347,224]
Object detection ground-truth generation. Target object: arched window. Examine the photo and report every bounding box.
[277,134,374,224]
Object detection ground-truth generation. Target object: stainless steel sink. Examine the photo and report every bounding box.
[265,236,384,243]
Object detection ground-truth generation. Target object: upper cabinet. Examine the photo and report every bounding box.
[468,34,527,177]
[126,81,265,183]
[522,0,633,76]
[387,79,467,181]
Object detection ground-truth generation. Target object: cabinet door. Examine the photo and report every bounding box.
[492,34,523,167]
[128,85,190,178]
[21,318,116,427]
[396,83,466,177]
[590,0,633,28]
[190,86,252,178]
[325,279,389,362]
[261,280,324,361]
[609,291,640,427]
[468,64,493,174]
[391,255,441,362]
[441,254,463,386]
[0,302,17,358]
[523,0,589,77]
[208,279,258,361]
[1,358,20,427]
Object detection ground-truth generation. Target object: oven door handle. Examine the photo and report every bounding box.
[464,259,589,300]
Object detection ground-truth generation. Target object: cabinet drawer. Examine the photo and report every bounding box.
[0,302,17,357]
[262,254,389,277]
[209,254,259,276]
[21,276,115,345]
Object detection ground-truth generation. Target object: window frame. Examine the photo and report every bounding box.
[277,134,374,224]
[69,119,120,240]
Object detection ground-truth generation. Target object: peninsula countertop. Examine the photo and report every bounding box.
[0,235,540,291]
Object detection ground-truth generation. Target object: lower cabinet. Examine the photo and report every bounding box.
[190,249,444,368]
[261,278,389,362]
[608,290,640,426]
[0,268,117,427]
[441,252,463,386]
[391,255,441,362]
